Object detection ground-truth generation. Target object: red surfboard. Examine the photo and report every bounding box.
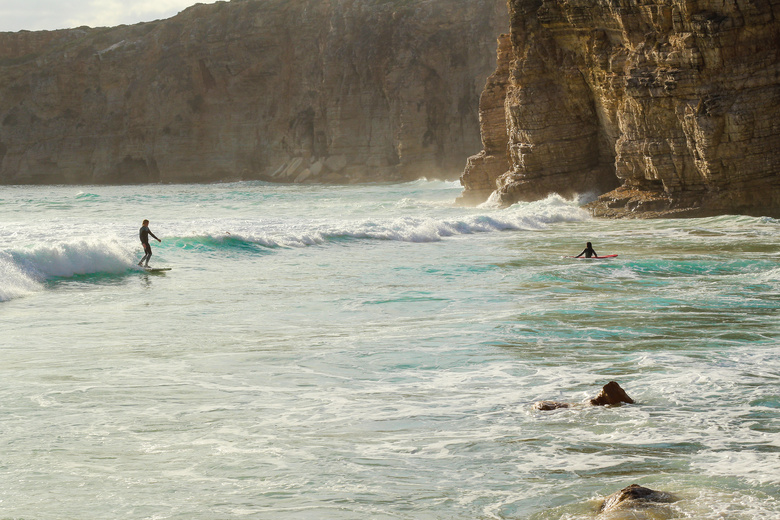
[571,254,618,259]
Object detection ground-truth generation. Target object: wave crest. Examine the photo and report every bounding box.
[0,239,136,301]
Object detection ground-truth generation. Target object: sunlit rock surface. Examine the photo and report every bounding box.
[461,0,780,217]
[598,484,678,519]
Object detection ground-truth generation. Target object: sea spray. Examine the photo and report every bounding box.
[0,252,42,301]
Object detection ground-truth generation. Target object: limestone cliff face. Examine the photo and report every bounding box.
[458,33,513,205]
[0,0,505,185]
[462,0,780,217]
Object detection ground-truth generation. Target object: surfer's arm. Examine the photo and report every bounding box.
[150,231,161,242]
[575,249,585,258]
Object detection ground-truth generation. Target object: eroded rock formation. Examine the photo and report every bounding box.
[461,0,780,217]
[0,0,505,185]
[458,33,514,205]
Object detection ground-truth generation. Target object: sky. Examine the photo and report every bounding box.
[0,0,219,32]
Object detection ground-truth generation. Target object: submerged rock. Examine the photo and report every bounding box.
[598,484,677,517]
[532,400,570,411]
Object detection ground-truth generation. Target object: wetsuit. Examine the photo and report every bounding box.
[138,225,159,266]
[576,246,598,258]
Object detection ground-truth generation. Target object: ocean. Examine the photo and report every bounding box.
[1,180,779,519]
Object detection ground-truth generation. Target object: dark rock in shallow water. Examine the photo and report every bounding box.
[533,381,634,411]
[532,400,570,411]
[590,381,635,406]
[599,484,677,514]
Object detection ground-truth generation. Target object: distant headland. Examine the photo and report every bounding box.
[0,0,505,186]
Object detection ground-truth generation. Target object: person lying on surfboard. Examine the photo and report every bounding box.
[138,219,161,267]
[575,242,598,258]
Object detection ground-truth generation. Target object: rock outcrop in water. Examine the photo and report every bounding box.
[0,0,505,185]
[533,381,634,410]
[460,0,780,217]
[589,381,635,406]
[598,484,677,517]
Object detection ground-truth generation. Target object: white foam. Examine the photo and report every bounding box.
[177,193,591,249]
[607,266,640,280]
[0,238,136,301]
[477,190,503,209]
[757,266,780,282]
[0,252,42,302]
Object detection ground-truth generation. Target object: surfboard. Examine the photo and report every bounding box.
[143,267,172,272]
[571,254,618,259]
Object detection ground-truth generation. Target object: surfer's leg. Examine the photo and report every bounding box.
[140,243,152,266]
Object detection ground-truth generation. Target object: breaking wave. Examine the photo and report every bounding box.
[173,193,591,249]
[0,193,590,301]
[0,239,136,302]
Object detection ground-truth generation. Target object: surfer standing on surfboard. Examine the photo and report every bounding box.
[138,219,161,267]
[575,242,599,258]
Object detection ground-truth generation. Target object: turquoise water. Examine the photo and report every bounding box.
[1,181,779,519]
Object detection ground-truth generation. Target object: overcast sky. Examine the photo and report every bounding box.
[0,0,219,32]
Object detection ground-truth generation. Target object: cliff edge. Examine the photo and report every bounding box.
[0,0,505,185]
[461,0,780,217]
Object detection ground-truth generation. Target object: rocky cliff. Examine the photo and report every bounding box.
[461,0,780,217]
[0,0,505,185]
